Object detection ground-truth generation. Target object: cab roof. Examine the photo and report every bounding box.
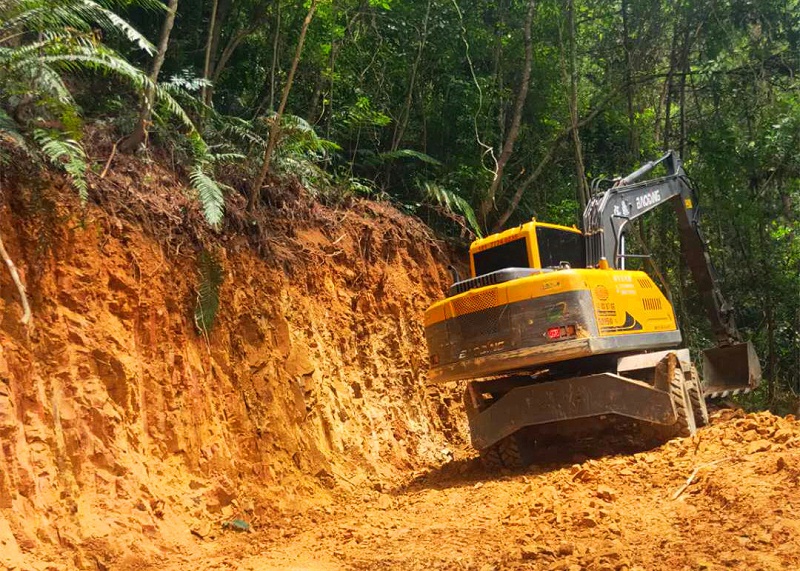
[470,220,582,254]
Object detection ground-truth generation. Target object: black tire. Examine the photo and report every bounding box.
[668,366,698,438]
[686,365,710,427]
[480,445,504,470]
[480,435,524,470]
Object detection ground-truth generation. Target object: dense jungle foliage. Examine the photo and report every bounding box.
[0,0,798,407]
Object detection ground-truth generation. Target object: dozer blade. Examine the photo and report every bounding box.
[702,342,761,398]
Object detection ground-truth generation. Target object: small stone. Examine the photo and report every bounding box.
[746,440,771,454]
[521,544,552,560]
[777,456,787,471]
[572,469,589,482]
[190,521,213,539]
[596,485,618,502]
[557,542,575,556]
[521,545,539,560]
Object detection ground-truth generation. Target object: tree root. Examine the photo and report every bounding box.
[0,224,31,326]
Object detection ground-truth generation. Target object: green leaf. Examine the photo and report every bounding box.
[421,181,482,237]
[33,129,88,201]
[189,166,226,227]
[194,250,224,335]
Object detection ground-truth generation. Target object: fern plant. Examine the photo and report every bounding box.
[33,129,89,200]
[194,249,224,336]
[421,181,483,238]
[0,0,194,198]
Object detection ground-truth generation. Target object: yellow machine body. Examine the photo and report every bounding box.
[424,221,681,383]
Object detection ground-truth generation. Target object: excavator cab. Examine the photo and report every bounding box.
[470,222,585,277]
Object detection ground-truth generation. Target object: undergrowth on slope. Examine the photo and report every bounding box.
[194,249,225,336]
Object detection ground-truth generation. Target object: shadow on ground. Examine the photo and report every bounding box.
[399,424,667,494]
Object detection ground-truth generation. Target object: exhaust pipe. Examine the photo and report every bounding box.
[702,341,761,398]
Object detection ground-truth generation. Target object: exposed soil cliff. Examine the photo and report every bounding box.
[0,164,464,570]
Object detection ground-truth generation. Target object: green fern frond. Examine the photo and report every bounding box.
[0,110,33,158]
[0,1,156,53]
[218,117,268,150]
[422,181,482,238]
[189,166,226,227]
[33,129,88,201]
[373,149,442,166]
[30,46,196,132]
[76,0,156,55]
[208,152,246,164]
[194,249,224,335]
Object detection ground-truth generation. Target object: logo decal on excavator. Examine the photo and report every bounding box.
[635,189,662,210]
[599,312,643,333]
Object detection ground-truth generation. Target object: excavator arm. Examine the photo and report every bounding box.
[583,151,761,396]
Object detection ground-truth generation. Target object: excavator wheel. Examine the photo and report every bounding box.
[667,366,698,438]
[686,365,710,427]
[480,435,523,470]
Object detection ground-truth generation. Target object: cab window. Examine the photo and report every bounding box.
[536,227,585,268]
[472,237,529,277]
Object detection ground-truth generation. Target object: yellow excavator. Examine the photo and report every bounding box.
[424,151,761,467]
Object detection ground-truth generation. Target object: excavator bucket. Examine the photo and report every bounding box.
[702,342,761,398]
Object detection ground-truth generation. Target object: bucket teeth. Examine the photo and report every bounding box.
[703,387,751,399]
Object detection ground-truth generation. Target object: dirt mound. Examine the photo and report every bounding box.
[171,410,800,571]
[0,178,465,570]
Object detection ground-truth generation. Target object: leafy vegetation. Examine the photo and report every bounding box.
[194,249,224,335]
[0,0,798,403]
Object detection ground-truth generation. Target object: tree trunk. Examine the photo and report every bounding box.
[206,3,268,107]
[492,89,617,231]
[678,27,690,157]
[120,0,179,153]
[492,0,507,150]
[663,23,679,149]
[478,0,537,227]
[201,0,219,106]
[758,213,776,403]
[390,0,433,152]
[206,26,253,106]
[270,2,282,112]
[621,0,638,159]
[562,0,588,210]
[249,0,319,212]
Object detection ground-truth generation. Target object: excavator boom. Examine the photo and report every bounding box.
[583,151,760,396]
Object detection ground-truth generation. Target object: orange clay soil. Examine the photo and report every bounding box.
[166,410,800,571]
[0,164,797,571]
